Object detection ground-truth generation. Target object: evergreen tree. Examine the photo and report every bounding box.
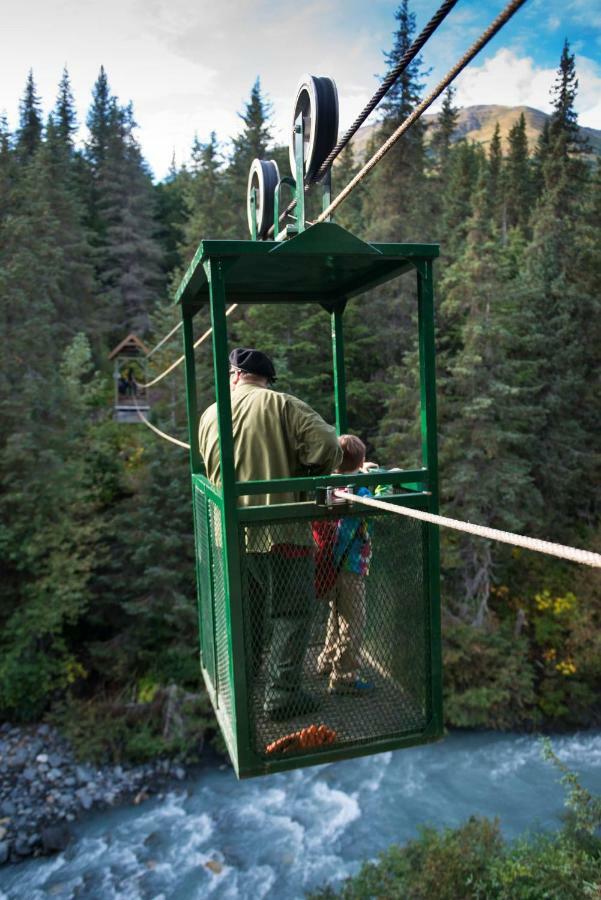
[16,70,43,161]
[224,78,273,236]
[85,75,164,337]
[504,113,532,234]
[181,132,225,256]
[549,40,583,152]
[486,123,504,230]
[430,86,459,174]
[54,66,78,152]
[366,0,428,242]
[86,66,112,169]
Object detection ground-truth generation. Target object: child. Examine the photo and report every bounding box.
[313,434,373,695]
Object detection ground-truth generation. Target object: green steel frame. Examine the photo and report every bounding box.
[175,221,443,778]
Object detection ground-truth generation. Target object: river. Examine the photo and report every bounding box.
[0,730,599,899]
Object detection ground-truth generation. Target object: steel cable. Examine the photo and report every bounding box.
[317,0,528,223]
[266,0,460,238]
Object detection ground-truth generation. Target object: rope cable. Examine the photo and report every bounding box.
[138,303,238,389]
[133,395,190,449]
[146,319,183,359]
[335,490,601,568]
[316,0,528,223]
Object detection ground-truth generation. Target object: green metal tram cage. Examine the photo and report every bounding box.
[175,221,443,778]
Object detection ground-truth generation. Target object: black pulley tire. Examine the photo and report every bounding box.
[289,74,339,183]
[247,158,280,239]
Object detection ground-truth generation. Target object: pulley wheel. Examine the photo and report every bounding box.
[246,158,280,239]
[289,74,339,182]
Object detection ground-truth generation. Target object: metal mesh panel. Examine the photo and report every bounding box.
[194,487,215,687]
[240,511,428,762]
[208,500,234,733]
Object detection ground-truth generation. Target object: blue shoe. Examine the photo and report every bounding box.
[328,678,374,696]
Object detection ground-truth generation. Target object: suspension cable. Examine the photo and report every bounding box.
[266,0,460,238]
[138,303,239,389]
[314,0,460,180]
[133,395,190,449]
[317,0,528,224]
[146,319,183,359]
[335,490,601,568]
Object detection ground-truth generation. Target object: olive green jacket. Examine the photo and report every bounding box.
[198,383,342,548]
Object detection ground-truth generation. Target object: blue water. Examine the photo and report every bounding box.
[1,730,600,899]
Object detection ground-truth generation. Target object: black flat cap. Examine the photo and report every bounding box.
[229,347,277,382]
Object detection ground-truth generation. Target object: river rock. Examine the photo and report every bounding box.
[14,837,32,857]
[8,750,28,768]
[0,842,8,864]
[41,824,71,853]
[76,789,93,811]
[75,765,93,785]
[36,753,48,764]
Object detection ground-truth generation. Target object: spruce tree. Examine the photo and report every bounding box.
[16,70,43,161]
[486,123,504,231]
[86,66,112,169]
[224,79,273,236]
[54,67,78,152]
[431,86,459,175]
[504,113,532,235]
[85,75,164,337]
[367,0,428,242]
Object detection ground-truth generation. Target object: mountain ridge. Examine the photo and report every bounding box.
[349,104,601,158]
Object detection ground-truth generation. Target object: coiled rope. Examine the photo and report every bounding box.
[335,490,601,568]
[317,0,528,223]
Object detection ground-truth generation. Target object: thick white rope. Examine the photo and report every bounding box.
[145,319,183,359]
[317,0,528,224]
[139,303,239,389]
[133,396,190,449]
[335,490,601,568]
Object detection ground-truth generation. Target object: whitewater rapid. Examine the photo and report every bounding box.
[0,730,600,899]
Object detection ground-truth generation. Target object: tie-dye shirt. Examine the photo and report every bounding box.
[333,487,372,576]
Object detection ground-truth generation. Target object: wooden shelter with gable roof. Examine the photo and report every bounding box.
[108,333,151,423]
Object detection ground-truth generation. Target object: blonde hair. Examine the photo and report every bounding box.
[337,434,366,473]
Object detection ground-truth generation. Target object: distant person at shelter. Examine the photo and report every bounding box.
[198,347,342,721]
[313,434,373,695]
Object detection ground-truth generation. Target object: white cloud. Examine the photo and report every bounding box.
[450,48,601,128]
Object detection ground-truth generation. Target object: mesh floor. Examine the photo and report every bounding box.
[241,513,429,761]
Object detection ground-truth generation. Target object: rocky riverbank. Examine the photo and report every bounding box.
[0,722,195,865]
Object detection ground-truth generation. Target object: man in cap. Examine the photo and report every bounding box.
[198,347,342,720]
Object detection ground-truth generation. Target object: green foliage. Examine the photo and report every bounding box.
[443,620,537,729]
[50,688,215,764]
[0,19,599,739]
[311,744,601,899]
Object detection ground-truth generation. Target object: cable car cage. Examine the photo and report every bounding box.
[175,75,442,778]
[108,333,151,424]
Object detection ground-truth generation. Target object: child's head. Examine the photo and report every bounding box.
[337,434,366,474]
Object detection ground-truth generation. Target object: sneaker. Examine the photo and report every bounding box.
[328,678,374,696]
[265,690,321,721]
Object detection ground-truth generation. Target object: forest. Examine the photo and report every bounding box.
[0,0,599,765]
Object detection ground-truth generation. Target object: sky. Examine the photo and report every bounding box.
[2,0,600,181]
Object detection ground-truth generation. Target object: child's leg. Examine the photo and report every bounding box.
[317,587,338,673]
[330,571,366,685]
